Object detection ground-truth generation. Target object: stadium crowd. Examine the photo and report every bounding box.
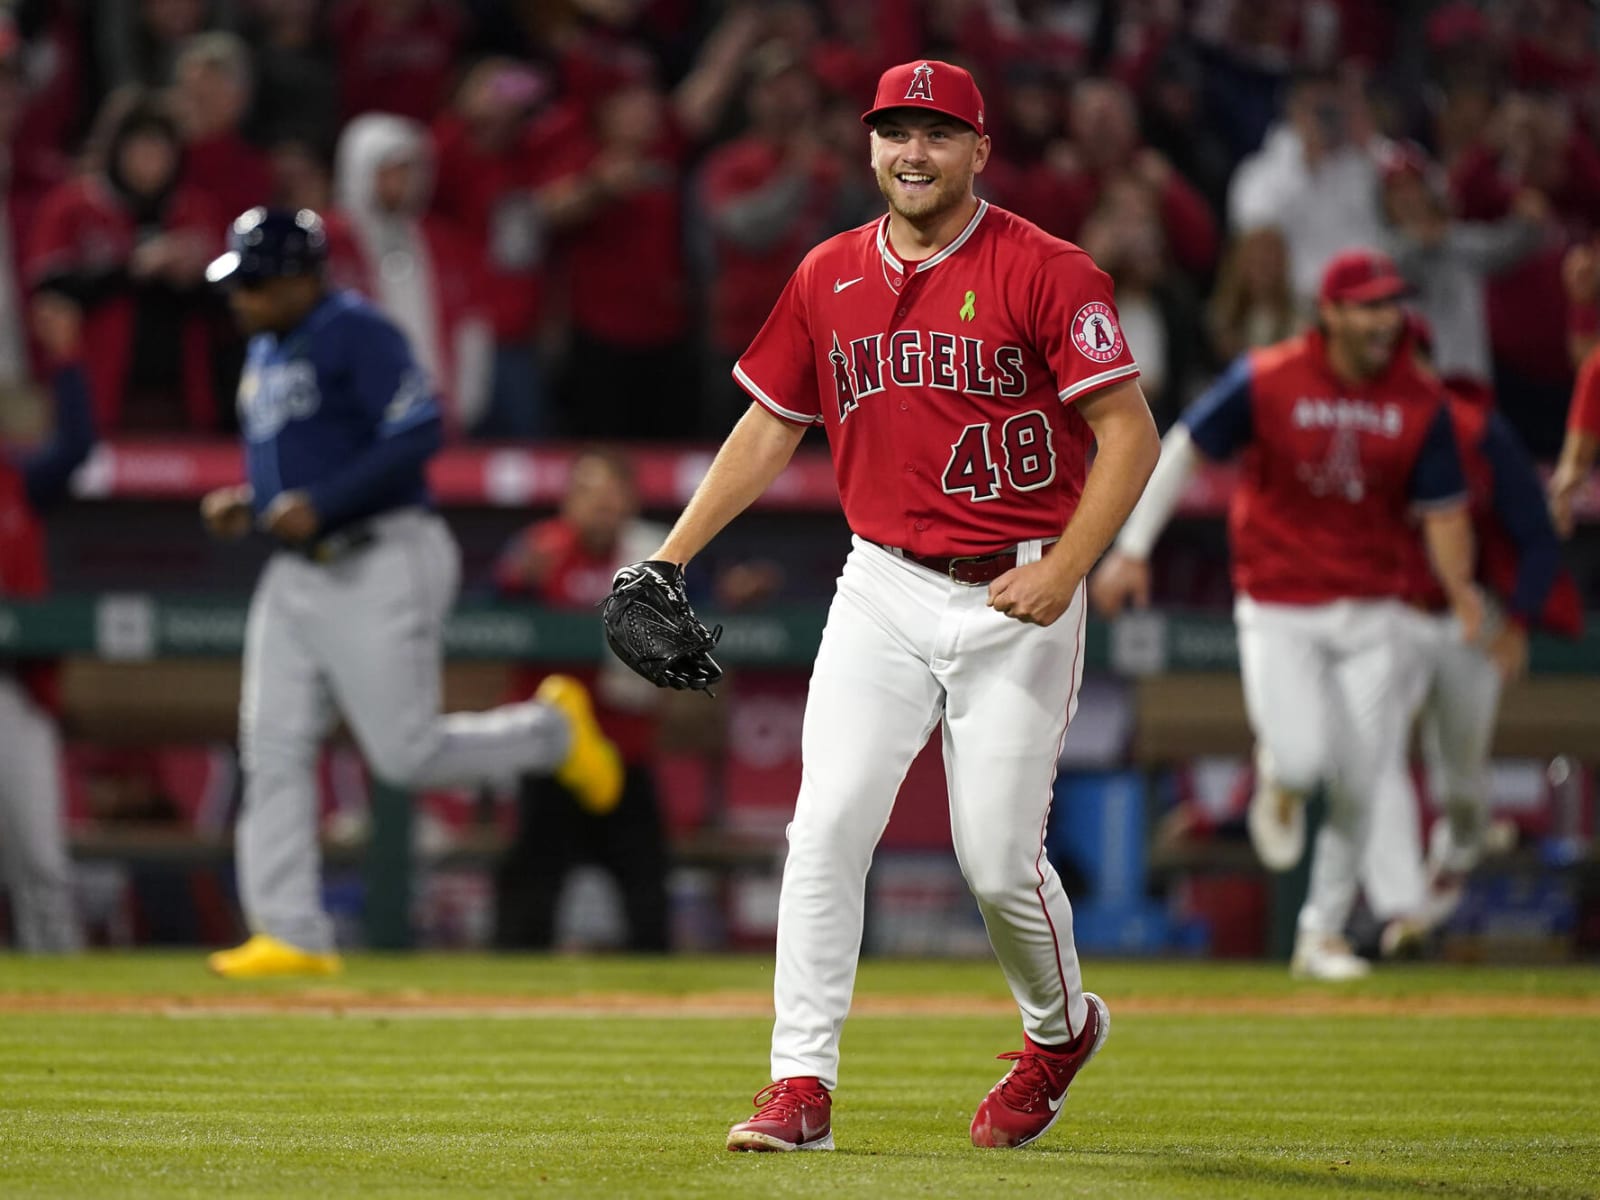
[1,0,1597,455]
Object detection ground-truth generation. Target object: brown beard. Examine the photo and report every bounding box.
[876,165,971,223]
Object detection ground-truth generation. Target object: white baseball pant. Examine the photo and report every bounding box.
[237,508,571,952]
[771,536,1088,1091]
[1234,595,1413,939]
[0,672,81,951]
[1362,608,1501,920]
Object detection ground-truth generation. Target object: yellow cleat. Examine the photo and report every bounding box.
[206,934,343,979]
[536,674,624,815]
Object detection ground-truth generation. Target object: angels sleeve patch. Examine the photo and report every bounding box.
[1070,302,1125,364]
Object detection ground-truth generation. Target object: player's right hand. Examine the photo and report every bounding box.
[201,485,254,541]
[1549,464,1584,539]
[1089,552,1151,617]
[1487,620,1530,683]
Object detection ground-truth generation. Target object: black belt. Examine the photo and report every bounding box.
[294,523,377,564]
[879,540,1050,585]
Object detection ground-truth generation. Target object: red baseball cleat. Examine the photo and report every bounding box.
[970,992,1110,1149]
[726,1077,834,1152]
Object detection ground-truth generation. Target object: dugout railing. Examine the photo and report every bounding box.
[5,596,1599,951]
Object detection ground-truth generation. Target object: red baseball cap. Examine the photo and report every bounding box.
[1319,249,1411,305]
[861,60,986,135]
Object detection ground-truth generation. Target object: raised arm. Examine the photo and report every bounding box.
[1090,356,1253,615]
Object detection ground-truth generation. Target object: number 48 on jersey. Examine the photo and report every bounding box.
[942,410,1056,501]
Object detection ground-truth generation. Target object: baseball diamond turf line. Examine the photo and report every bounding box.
[0,957,1596,1199]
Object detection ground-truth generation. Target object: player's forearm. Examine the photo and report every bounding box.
[1049,389,1161,583]
[1554,429,1599,482]
[652,404,808,566]
[305,417,443,529]
[1113,423,1201,560]
[1420,503,1476,602]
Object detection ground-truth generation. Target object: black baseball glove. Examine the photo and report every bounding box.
[601,560,723,692]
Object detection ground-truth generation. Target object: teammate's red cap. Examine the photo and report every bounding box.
[861,60,986,135]
[1318,249,1411,305]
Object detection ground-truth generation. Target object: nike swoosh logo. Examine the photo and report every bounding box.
[1047,1093,1067,1112]
[834,277,863,293]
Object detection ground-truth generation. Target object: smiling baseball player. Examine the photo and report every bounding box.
[200,207,620,979]
[606,60,1159,1151]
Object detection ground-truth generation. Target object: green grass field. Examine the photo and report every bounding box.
[2,955,1597,1199]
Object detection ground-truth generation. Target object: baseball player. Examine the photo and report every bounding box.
[620,60,1159,1151]
[0,299,95,952]
[200,207,621,979]
[1548,242,1599,538]
[1092,249,1479,981]
[1549,344,1600,538]
[1363,317,1576,955]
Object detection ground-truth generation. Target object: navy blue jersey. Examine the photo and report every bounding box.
[239,290,443,534]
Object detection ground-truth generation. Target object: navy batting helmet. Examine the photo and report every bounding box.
[205,207,328,286]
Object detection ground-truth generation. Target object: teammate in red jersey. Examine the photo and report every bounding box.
[1549,344,1600,537]
[1549,242,1600,537]
[1364,316,1577,956]
[1092,249,1480,981]
[629,59,1159,1151]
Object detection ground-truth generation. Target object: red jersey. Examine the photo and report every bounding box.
[24,176,221,431]
[734,201,1140,557]
[1,453,57,713]
[0,460,46,601]
[1183,332,1465,606]
[1568,343,1600,440]
[428,111,563,342]
[544,111,690,350]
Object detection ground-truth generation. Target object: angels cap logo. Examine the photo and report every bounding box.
[905,62,935,102]
[1070,301,1125,364]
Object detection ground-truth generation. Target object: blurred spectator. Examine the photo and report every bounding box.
[25,94,221,432]
[1188,1,1299,163]
[1015,78,1218,280]
[491,449,672,952]
[1139,43,1234,218]
[1451,89,1600,455]
[94,0,234,97]
[244,0,338,151]
[269,137,332,211]
[1506,0,1598,102]
[1378,140,1547,395]
[993,57,1068,169]
[429,59,556,438]
[696,43,844,434]
[171,32,274,232]
[1206,226,1301,364]
[326,113,491,435]
[7,5,86,183]
[1077,177,1202,428]
[1229,69,1385,306]
[541,5,760,439]
[0,22,68,392]
[331,0,462,125]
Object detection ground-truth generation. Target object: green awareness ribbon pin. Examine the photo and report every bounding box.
[959,291,976,321]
